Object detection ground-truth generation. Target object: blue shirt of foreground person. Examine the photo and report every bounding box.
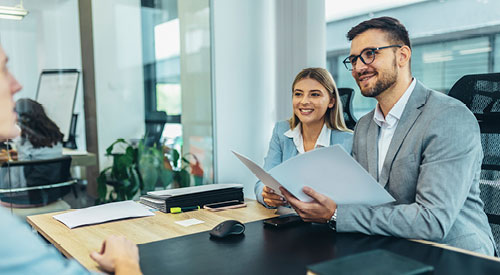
[0,45,142,274]
[281,17,496,256]
[254,68,352,208]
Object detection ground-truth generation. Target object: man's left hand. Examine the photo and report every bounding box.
[280,186,337,223]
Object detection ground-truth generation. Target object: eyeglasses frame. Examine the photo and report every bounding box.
[343,44,402,71]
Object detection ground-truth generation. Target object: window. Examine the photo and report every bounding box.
[328,33,499,119]
[495,34,500,72]
[412,37,490,93]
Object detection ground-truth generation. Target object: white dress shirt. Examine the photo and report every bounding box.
[373,78,416,178]
[284,122,331,154]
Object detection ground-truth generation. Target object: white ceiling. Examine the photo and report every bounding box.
[325,0,431,22]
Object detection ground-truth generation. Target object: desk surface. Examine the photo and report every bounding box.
[139,221,500,275]
[62,148,97,167]
[27,200,277,271]
[27,200,500,274]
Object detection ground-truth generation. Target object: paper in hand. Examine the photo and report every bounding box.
[233,145,395,205]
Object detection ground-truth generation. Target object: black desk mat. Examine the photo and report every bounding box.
[139,220,500,275]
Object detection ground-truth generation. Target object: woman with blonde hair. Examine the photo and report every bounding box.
[255,67,353,208]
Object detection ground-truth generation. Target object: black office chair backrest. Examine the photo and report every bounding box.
[448,73,500,175]
[0,156,73,205]
[144,111,168,148]
[448,73,500,249]
[338,88,357,130]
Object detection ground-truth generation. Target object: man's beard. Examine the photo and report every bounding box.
[358,59,398,98]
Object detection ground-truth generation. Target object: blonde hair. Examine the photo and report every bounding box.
[288,68,351,132]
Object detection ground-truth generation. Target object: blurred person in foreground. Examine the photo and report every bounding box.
[0,44,143,274]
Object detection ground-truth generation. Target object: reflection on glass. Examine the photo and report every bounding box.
[142,0,213,187]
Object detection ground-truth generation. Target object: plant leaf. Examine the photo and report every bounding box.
[178,169,191,188]
[158,167,173,188]
[172,149,180,168]
[97,170,110,200]
[126,167,140,199]
[106,138,127,155]
[138,155,158,193]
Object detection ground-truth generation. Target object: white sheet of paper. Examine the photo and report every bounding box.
[175,218,205,227]
[53,201,155,229]
[233,145,395,205]
[232,151,284,196]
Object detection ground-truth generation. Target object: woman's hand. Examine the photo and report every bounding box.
[262,186,287,207]
[0,149,17,163]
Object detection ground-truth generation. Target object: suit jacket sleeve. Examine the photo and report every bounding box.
[337,105,482,241]
[255,122,284,207]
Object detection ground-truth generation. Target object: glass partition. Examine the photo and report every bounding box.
[0,0,213,211]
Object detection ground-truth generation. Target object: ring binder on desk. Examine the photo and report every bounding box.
[139,184,244,213]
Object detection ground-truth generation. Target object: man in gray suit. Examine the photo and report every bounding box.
[281,16,496,255]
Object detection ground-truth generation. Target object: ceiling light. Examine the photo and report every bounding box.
[0,1,28,21]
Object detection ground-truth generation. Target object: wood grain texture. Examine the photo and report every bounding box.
[27,200,276,271]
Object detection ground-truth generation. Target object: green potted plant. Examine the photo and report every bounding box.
[96,138,196,204]
[162,146,192,188]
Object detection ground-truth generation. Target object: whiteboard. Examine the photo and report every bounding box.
[35,69,80,142]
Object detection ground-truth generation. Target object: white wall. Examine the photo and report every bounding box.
[91,0,145,169]
[212,0,326,198]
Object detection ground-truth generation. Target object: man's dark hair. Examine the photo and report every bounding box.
[347,16,411,49]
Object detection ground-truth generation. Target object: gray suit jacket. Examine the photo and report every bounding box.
[337,80,496,255]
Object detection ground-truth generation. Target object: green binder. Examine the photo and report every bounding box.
[307,249,434,275]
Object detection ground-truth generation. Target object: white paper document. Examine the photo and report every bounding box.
[175,218,205,227]
[233,145,395,205]
[53,201,155,229]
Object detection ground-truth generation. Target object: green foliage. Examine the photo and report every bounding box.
[96,138,192,204]
[165,147,191,188]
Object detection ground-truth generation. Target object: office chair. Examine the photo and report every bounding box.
[63,113,78,149]
[0,156,77,219]
[448,73,500,250]
[144,111,168,148]
[338,88,357,130]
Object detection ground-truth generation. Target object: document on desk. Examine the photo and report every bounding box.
[233,145,395,205]
[53,201,155,229]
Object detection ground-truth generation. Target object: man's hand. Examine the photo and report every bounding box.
[90,235,142,275]
[280,186,337,223]
[262,186,287,207]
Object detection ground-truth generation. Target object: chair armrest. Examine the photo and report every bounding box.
[0,179,77,194]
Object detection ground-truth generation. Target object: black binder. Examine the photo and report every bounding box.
[140,184,244,213]
[307,249,434,275]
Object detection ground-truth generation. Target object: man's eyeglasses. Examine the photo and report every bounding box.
[343,45,402,71]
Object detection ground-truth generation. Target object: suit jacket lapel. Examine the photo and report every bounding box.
[366,120,379,180]
[284,135,299,158]
[379,81,428,187]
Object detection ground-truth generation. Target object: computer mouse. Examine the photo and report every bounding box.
[209,220,245,238]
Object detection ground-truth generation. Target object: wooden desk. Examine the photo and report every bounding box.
[27,200,277,271]
[62,148,97,167]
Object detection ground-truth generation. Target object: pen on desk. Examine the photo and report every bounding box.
[170,206,200,214]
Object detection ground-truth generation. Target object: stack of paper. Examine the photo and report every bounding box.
[53,201,155,229]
